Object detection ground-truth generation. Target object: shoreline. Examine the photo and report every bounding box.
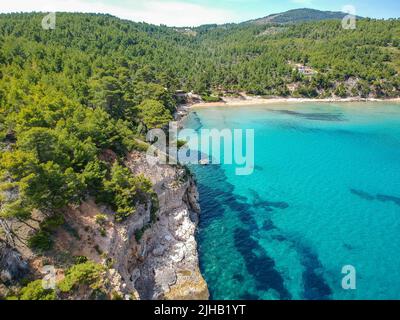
[189,96,400,108]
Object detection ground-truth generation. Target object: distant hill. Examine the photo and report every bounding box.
[246,8,358,25]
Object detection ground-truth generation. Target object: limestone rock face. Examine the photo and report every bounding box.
[56,151,209,300]
[125,151,209,300]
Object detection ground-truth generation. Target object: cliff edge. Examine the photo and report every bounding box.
[124,151,208,300]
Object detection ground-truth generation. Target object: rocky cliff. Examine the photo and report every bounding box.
[0,151,208,300]
[124,151,208,300]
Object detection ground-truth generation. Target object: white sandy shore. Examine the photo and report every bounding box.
[190,96,400,108]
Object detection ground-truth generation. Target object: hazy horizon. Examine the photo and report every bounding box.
[0,0,399,27]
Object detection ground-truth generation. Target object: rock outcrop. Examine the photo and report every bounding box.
[0,240,29,285]
[125,151,209,300]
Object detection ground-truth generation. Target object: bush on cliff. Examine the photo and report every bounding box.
[101,162,153,222]
[19,280,56,300]
[58,261,104,293]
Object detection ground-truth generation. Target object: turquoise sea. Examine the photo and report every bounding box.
[182,102,400,300]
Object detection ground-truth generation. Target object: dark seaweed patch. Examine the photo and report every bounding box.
[262,201,289,210]
[376,194,400,207]
[295,241,332,300]
[232,194,248,202]
[343,243,356,251]
[278,122,359,137]
[234,228,291,300]
[196,183,228,227]
[350,188,400,208]
[194,164,261,229]
[236,208,258,228]
[350,188,375,201]
[272,109,345,122]
[262,219,276,231]
[239,292,260,300]
[272,235,287,242]
[193,159,331,300]
[249,188,289,211]
[233,273,245,282]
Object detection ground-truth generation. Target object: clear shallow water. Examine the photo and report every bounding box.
[183,102,400,300]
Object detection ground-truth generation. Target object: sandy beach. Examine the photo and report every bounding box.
[189,96,400,108]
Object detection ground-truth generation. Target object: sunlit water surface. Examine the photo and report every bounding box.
[182,102,400,300]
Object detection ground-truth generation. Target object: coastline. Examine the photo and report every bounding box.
[189,96,400,108]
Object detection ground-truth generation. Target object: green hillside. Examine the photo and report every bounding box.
[0,11,399,229]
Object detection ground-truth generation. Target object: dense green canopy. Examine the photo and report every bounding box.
[0,12,399,225]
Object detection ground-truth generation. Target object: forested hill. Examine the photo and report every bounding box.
[246,8,353,24]
[1,12,399,102]
[187,16,400,99]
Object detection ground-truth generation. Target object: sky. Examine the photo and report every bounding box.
[0,0,399,27]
